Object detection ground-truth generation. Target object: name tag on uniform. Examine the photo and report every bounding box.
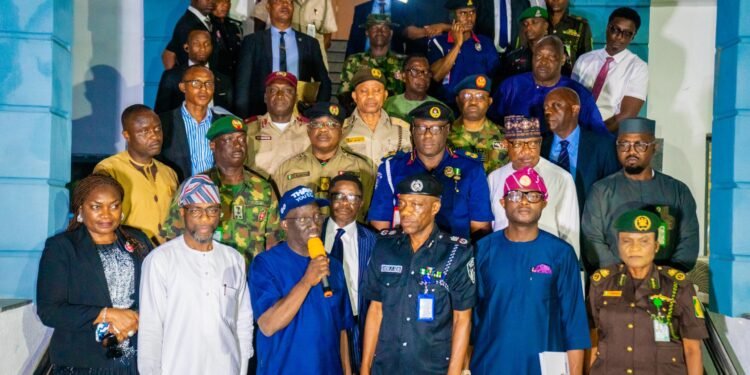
[380,264,403,274]
[255,135,272,141]
[653,320,670,342]
[417,294,434,321]
[306,23,317,38]
[603,290,622,297]
[287,172,310,180]
[345,136,365,144]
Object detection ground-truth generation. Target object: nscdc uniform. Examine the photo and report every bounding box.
[588,210,709,375]
[550,10,593,68]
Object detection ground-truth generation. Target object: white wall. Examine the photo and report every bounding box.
[648,1,716,255]
[0,304,52,375]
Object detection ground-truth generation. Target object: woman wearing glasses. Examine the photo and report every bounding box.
[37,174,153,374]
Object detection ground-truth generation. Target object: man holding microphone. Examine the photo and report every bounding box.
[249,185,354,374]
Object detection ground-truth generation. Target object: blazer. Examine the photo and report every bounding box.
[166,10,212,67]
[542,127,621,213]
[153,65,234,115]
[36,225,152,369]
[157,107,224,182]
[345,1,373,58]
[234,28,332,119]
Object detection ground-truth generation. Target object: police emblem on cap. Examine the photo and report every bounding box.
[371,68,383,78]
[232,119,243,130]
[429,106,441,119]
[467,0,473,5]
[519,175,531,187]
[634,215,651,231]
[476,75,487,89]
[329,105,339,116]
[535,9,541,17]
[411,180,424,192]
[278,72,287,77]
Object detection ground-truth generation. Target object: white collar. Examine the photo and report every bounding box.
[188,6,211,28]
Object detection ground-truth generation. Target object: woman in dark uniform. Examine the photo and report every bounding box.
[587,210,707,374]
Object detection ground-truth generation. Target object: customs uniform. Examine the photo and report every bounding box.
[588,210,708,375]
[551,10,593,69]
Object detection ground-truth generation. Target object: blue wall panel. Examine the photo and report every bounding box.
[143,0,185,110]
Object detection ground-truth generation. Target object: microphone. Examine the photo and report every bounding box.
[307,237,333,298]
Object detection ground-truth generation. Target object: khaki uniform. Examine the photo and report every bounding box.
[272,146,375,220]
[448,117,509,174]
[245,113,311,178]
[588,264,709,375]
[342,109,411,167]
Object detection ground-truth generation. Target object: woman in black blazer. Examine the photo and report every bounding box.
[37,174,153,374]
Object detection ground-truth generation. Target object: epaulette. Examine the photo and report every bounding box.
[244,115,259,124]
[590,264,619,284]
[378,229,402,237]
[455,149,482,162]
[659,266,689,285]
[445,234,470,247]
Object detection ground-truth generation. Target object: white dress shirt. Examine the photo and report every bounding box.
[572,48,648,120]
[487,157,581,258]
[138,236,253,375]
[324,219,360,316]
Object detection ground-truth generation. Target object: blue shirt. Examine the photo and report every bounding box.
[488,73,609,136]
[250,242,354,375]
[549,125,581,177]
[367,149,494,238]
[180,103,214,175]
[270,26,300,77]
[427,33,500,104]
[470,230,591,375]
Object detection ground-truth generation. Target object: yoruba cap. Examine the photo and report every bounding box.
[408,101,454,123]
[454,74,492,94]
[360,14,398,29]
[264,71,298,88]
[303,102,346,124]
[179,175,220,207]
[444,0,476,10]
[619,117,656,135]
[503,167,548,200]
[279,185,330,220]
[397,173,443,198]
[615,210,663,234]
[504,115,541,140]
[519,6,549,22]
[206,116,246,141]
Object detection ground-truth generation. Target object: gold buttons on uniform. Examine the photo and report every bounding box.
[630,303,635,308]
[672,357,677,362]
[627,323,634,329]
[627,346,633,352]
[627,369,633,374]
[603,301,608,306]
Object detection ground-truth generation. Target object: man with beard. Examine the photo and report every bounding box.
[582,117,699,272]
[383,54,438,122]
[139,175,254,375]
[94,105,178,245]
[161,116,279,265]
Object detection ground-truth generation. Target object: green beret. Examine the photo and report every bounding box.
[519,6,549,22]
[619,117,656,135]
[444,0,476,10]
[454,74,492,94]
[615,210,663,234]
[359,14,398,29]
[408,101,454,123]
[397,173,443,198]
[349,66,386,89]
[206,116,246,141]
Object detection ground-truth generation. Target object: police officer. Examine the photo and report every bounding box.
[161,116,280,265]
[449,74,508,174]
[547,0,592,68]
[588,210,708,374]
[368,101,493,241]
[360,174,475,375]
[273,102,376,221]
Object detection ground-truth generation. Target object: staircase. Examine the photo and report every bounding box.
[327,39,348,101]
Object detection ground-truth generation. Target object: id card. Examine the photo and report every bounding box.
[653,319,670,342]
[233,203,244,220]
[306,23,317,38]
[417,294,434,321]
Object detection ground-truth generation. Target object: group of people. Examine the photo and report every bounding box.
[36,0,709,374]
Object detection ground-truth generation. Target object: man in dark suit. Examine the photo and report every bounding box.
[321,175,377,374]
[542,87,620,213]
[157,65,224,182]
[345,1,374,58]
[475,0,530,54]
[234,0,332,119]
[163,0,216,69]
[154,30,233,114]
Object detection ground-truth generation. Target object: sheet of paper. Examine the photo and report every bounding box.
[539,351,569,375]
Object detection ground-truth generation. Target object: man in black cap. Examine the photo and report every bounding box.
[582,117,700,273]
[368,101,493,241]
[361,173,475,375]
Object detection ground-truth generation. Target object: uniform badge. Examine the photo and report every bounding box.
[287,171,311,180]
[381,264,403,273]
[467,257,475,284]
[255,135,272,140]
[667,268,678,277]
[411,179,423,192]
[444,166,455,178]
[459,238,468,245]
[603,290,622,297]
[232,119,243,130]
[634,215,652,231]
[675,272,686,281]
[258,208,267,222]
[371,68,383,78]
[592,272,602,282]
[329,105,339,116]
[693,296,705,319]
[429,106,441,119]
[232,196,245,220]
[345,136,366,143]
[600,269,610,278]
[474,42,482,52]
[492,141,506,150]
[467,0,473,6]
[450,236,459,241]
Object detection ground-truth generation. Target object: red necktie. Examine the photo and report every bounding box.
[591,56,614,101]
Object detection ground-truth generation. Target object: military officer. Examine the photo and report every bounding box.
[360,174,475,375]
[273,102,376,221]
[547,0,593,68]
[501,6,551,80]
[448,74,508,174]
[588,210,708,374]
[245,71,310,178]
[161,116,280,265]
[368,101,493,241]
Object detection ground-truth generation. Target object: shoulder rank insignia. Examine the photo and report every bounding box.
[675,272,686,281]
[667,268,678,277]
[693,296,705,319]
[600,269,610,278]
[592,271,602,282]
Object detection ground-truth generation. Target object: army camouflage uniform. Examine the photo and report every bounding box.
[160,168,280,265]
[338,51,406,96]
[448,117,509,174]
[245,113,311,178]
[551,10,593,69]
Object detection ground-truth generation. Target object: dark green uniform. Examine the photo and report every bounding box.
[551,10,593,68]
[448,117,508,174]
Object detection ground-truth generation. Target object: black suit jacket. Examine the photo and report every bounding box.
[36,226,152,369]
[234,28,332,119]
[166,10,212,67]
[153,65,234,114]
[345,1,373,58]
[475,0,529,51]
[542,127,621,213]
[157,107,223,182]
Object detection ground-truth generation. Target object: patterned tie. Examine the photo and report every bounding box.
[591,56,614,101]
[557,140,570,172]
[279,31,288,72]
[330,228,345,262]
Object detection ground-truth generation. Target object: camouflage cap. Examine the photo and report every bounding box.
[359,13,398,29]
[615,210,663,234]
[206,116,247,141]
[519,6,549,22]
[349,66,387,89]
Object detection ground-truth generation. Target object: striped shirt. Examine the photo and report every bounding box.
[181,103,214,175]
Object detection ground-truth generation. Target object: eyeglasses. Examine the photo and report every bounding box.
[308,120,342,129]
[183,79,215,89]
[505,190,545,203]
[608,24,635,39]
[413,125,447,135]
[509,140,542,150]
[459,92,489,102]
[185,206,222,218]
[330,192,362,204]
[404,68,431,78]
[285,214,327,226]
[267,86,295,96]
[616,140,654,153]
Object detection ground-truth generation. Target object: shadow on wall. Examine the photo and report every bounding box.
[0,2,21,105]
[71,65,124,157]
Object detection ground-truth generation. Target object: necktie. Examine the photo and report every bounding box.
[591,56,614,101]
[557,140,570,172]
[279,31,288,72]
[330,228,345,262]
[499,0,508,49]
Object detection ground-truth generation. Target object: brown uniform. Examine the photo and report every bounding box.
[342,109,411,167]
[245,113,311,178]
[588,264,708,375]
